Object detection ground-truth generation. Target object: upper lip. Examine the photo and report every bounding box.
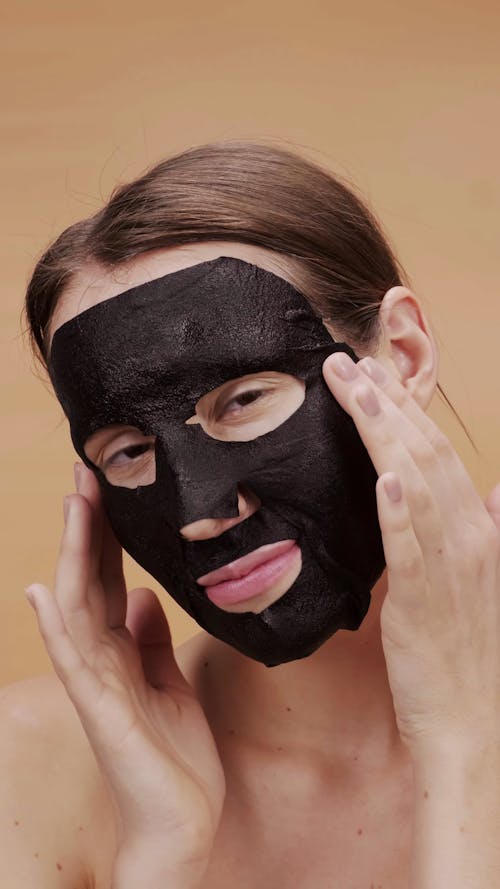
[196,539,297,587]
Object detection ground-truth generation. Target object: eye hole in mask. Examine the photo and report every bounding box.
[84,371,305,488]
[186,371,305,442]
[84,425,157,489]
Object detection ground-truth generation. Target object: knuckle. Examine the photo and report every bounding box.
[415,443,438,474]
[391,553,422,579]
[430,429,453,460]
[375,425,394,450]
[410,483,435,514]
[391,386,410,412]
[64,599,89,618]
[381,511,409,534]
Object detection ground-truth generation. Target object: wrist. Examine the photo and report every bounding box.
[411,736,500,813]
[407,726,500,767]
[409,738,500,889]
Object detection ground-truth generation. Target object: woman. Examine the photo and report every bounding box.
[2,141,499,888]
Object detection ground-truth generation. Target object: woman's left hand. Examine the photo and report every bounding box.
[323,352,500,756]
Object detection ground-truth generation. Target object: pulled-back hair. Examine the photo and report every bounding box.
[24,139,467,439]
[26,140,406,362]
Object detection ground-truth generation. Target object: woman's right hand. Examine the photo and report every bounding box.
[25,464,226,889]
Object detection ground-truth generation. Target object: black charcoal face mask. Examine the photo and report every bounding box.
[49,257,385,667]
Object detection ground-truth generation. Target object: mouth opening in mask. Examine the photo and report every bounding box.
[198,537,303,614]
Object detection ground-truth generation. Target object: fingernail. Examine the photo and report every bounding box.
[383,474,402,502]
[356,386,381,416]
[360,357,386,385]
[74,462,82,491]
[328,353,358,381]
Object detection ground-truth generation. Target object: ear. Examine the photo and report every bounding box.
[374,286,439,409]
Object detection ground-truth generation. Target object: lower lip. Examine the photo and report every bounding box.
[203,542,301,607]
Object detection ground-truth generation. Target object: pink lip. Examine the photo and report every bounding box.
[197,539,301,608]
[197,539,296,586]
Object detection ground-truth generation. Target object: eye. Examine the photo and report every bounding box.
[84,426,157,489]
[187,371,305,443]
[105,442,155,469]
[220,388,268,417]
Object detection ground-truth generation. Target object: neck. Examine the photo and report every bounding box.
[200,571,403,769]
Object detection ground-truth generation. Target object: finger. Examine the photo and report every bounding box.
[75,463,112,627]
[323,355,449,554]
[75,462,104,582]
[53,494,104,653]
[323,354,435,481]
[125,588,192,694]
[356,355,484,516]
[375,474,427,614]
[26,583,145,758]
[485,481,500,533]
[323,353,486,533]
[25,582,104,708]
[100,514,128,629]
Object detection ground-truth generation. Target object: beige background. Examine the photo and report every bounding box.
[2,0,499,686]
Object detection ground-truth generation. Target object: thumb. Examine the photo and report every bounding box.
[485,481,500,532]
[126,587,191,693]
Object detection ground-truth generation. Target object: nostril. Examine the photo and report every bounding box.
[238,483,261,517]
[179,485,260,541]
[180,517,229,541]
[179,513,244,541]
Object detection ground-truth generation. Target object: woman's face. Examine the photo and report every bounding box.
[48,242,386,666]
[50,241,311,614]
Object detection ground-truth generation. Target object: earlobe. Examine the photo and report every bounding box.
[376,286,439,409]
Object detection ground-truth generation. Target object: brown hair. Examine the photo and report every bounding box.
[24,139,471,442]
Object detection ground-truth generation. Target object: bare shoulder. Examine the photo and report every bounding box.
[0,673,117,889]
[0,634,217,889]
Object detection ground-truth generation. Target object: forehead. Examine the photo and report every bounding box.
[51,254,324,371]
[48,256,336,443]
[49,241,299,344]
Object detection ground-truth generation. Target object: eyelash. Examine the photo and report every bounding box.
[217,387,269,419]
[226,388,263,408]
[106,442,154,468]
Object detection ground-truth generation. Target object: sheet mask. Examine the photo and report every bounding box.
[49,257,385,667]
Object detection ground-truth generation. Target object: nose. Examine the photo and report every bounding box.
[179,485,260,541]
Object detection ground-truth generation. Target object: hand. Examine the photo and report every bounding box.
[323,353,500,755]
[25,464,225,882]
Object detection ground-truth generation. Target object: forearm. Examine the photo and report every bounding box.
[410,739,500,889]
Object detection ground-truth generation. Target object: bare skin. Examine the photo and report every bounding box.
[0,609,414,889]
[2,241,499,888]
